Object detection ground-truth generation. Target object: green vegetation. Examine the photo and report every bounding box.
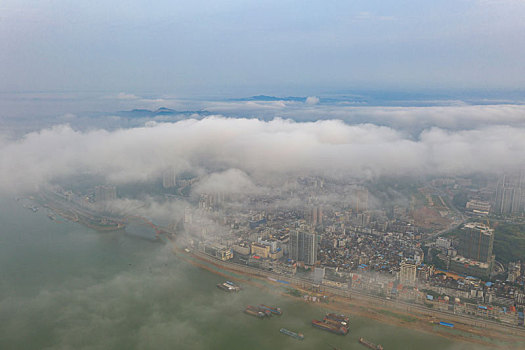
[432,195,446,208]
[437,221,525,264]
[441,228,460,238]
[286,288,302,297]
[493,223,525,264]
[429,248,448,270]
[452,192,468,209]
[376,309,417,322]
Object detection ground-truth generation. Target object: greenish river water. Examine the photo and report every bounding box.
[0,197,500,349]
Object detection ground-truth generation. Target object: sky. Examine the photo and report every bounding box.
[1,0,525,195]
[2,3,525,348]
[2,0,525,95]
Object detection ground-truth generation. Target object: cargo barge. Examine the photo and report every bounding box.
[259,304,282,315]
[216,281,240,292]
[326,313,349,324]
[358,337,384,350]
[323,316,347,327]
[256,306,272,317]
[244,305,266,318]
[311,319,348,335]
[280,328,304,340]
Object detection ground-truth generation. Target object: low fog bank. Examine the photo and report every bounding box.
[0,242,473,350]
[0,244,245,350]
[205,101,525,133]
[3,92,525,138]
[1,116,524,194]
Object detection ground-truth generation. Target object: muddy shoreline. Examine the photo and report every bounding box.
[173,244,524,349]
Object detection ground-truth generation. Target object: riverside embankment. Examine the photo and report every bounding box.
[174,245,525,348]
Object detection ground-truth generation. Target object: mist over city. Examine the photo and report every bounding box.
[1,1,525,349]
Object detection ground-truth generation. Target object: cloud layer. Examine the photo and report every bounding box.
[205,101,525,132]
[1,115,525,193]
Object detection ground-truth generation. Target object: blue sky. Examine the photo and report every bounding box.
[1,0,525,95]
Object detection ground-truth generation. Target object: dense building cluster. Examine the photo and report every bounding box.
[48,171,525,328]
[180,174,525,327]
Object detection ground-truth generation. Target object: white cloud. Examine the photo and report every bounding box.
[305,96,320,105]
[193,169,261,195]
[1,116,525,194]
[116,92,140,100]
[200,101,525,133]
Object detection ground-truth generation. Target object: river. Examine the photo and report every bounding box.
[0,196,492,349]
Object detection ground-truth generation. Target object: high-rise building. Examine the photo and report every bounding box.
[354,187,368,213]
[162,168,177,189]
[399,260,417,286]
[507,261,521,283]
[310,206,323,226]
[95,185,117,202]
[289,231,317,265]
[458,223,494,263]
[495,173,524,215]
[289,231,299,262]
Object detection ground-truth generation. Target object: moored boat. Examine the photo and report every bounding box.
[255,306,272,317]
[358,337,384,350]
[311,319,348,335]
[325,313,349,323]
[216,281,240,292]
[259,304,282,315]
[279,328,304,340]
[323,316,347,327]
[244,306,266,318]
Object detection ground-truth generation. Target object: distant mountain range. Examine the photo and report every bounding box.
[231,95,370,104]
[116,107,211,118]
[231,95,307,102]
